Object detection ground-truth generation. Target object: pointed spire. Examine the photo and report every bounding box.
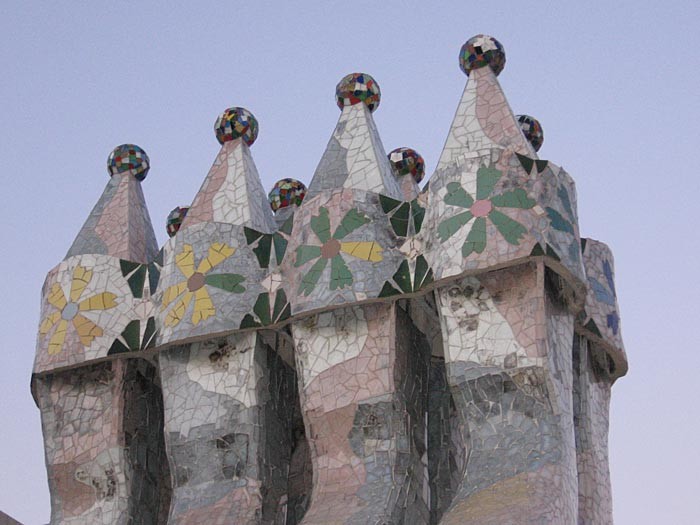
[437,35,536,170]
[181,107,277,233]
[66,144,158,264]
[306,73,403,200]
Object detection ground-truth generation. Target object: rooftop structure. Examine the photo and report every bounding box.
[32,34,626,525]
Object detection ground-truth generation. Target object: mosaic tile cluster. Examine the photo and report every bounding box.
[268,178,307,212]
[107,144,150,181]
[459,34,506,77]
[379,194,425,237]
[388,146,426,183]
[291,304,431,523]
[159,332,298,523]
[335,72,381,112]
[157,223,268,344]
[33,34,627,525]
[434,264,580,523]
[306,74,402,202]
[437,70,537,167]
[423,147,586,292]
[166,206,189,237]
[578,238,627,378]
[573,334,614,524]
[35,253,158,373]
[182,134,277,233]
[66,147,159,264]
[516,114,544,152]
[437,164,537,256]
[214,107,259,146]
[282,189,405,311]
[36,360,170,524]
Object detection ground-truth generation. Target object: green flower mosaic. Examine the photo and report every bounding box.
[379,195,425,237]
[295,207,383,296]
[108,317,157,355]
[516,154,576,237]
[119,249,163,298]
[515,153,549,175]
[379,255,434,297]
[240,290,291,328]
[530,242,561,261]
[437,165,536,257]
[244,214,293,268]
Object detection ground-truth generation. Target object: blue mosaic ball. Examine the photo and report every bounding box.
[215,107,259,146]
[166,206,190,237]
[108,144,150,181]
[516,115,544,152]
[336,73,381,113]
[459,35,506,77]
[388,147,426,183]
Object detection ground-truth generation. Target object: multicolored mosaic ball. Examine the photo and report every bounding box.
[166,206,189,237]
[459,35,506,77]
[516,115,544,152]
[388,147,426,183]
[269,178,307,212]
[108,144,150,181]
[215,107,259,146]
[336,73,381,113]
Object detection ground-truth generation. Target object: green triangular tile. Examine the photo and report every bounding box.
[516,153,534,174]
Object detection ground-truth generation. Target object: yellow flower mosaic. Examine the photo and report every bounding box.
[162,243,245,327]
[39,266,117,355]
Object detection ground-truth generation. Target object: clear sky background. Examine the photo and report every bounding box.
[1,2,698,523]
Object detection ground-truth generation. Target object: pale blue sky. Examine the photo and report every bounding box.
[1,2,698,523]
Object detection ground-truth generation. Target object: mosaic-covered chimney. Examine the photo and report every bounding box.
[33,35,627,525]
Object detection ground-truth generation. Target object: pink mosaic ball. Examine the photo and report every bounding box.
[459,35,506,77]
[336,73,381,113]
[516,115,544,152]
[108,144,150,181]
[215,107,259,146]
[388,147,426,183]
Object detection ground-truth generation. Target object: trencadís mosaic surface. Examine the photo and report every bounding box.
[33,35,627,525]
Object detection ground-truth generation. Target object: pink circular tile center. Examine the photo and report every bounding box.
[471,199,492,217]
